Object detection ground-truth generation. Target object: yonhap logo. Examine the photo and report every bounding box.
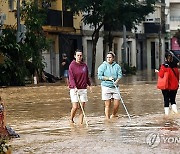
[146,133,180,148]
[146,133,161,148]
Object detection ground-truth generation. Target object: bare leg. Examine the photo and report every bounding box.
[105,100,111,119]
[79,102,85,124]
[70,103,78,123]
[111,99,120,117]
[65,77,69,86]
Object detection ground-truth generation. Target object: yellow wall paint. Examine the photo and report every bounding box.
[51,0,62,11]
[73,14,82,34]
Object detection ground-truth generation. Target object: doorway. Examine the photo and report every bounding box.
[151,42,155,69]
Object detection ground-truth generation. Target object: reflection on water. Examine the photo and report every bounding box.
[0,70,179,153]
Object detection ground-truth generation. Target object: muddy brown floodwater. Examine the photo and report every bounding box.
[0,71,180,154]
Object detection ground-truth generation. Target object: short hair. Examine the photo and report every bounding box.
[107,51,115,58]
[74,49,83,55]
[62,53,67,57]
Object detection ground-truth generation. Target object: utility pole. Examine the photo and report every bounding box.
[0,12,6,36]
[159,1,166,64]
[159,22,162,65]
[16,0,27,43]
[16,0,20,43]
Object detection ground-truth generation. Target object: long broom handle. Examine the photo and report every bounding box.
[77,92,88,127]
[113,81,132,121]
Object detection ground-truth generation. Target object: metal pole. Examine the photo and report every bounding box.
[16,0,20,42]
[77,92,88,127]
[113,81,131,121]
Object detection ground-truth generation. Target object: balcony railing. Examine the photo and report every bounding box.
[46,9,73,27]
[170,16,180,21]
[144,23,160,33]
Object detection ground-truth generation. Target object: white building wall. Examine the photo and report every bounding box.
[161,39,166,63]
[82,37,89,62]
[169,3,180,31]
[147,40,152,70]
[146,38,165,70]
[135,23,144,33]
[96,37,104,74]
[169,0,180,3]
[43,53,60,77]
[82,36,103,76]
[56,53,60,77]
[114,37,123,64]
[130,39,137,67]
[155,39,160,69]
[43,53,51,73]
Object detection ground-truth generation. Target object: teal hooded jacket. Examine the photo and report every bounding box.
[98,61,122,88]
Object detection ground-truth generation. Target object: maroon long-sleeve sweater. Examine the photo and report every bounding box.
[68,60,91,89]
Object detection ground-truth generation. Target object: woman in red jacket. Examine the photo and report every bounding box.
[158,52,179,115]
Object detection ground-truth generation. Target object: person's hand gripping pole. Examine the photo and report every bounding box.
[112,80,132,121]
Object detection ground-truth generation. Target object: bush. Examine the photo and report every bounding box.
[121,63,136,75]
[0,139,11,154]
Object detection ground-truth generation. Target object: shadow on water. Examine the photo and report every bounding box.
[0,70,179,153]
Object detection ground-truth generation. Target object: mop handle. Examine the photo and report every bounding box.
[113,81,131,121]
[76,91,88,127]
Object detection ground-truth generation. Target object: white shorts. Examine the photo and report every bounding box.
[70,89,88,103]
[101,86,120,100]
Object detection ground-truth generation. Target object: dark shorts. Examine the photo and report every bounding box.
[64,70,69,78]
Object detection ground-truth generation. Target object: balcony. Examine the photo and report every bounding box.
[169,0,180,3]
[144,23,160,33]
[46,9,73,27]
[170,16,180,30]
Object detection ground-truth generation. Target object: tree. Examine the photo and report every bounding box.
[65,0,156,77]
[0,1,50,86]
[0,26,27,86]
[21,1,50,76]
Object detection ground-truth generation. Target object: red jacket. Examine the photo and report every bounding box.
[158,64,179,90]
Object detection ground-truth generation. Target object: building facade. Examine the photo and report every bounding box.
[167,0,180,50]
[1,0,179,78]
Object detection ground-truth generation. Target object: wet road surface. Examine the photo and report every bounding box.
[0,71,180,154]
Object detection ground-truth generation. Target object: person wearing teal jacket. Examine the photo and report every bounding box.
[98,51,122,120]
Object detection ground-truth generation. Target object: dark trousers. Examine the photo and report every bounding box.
[162,90,177,107]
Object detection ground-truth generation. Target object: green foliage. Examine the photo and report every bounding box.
[0,2,50,86]
[65,0,156,77]
[0,27,27,86]
[122,63,136,75]
[65,0,156,30]
[0,139,11,154]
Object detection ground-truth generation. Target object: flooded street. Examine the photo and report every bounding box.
[0,71,180,154]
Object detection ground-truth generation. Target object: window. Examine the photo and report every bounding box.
[8,0,16,11]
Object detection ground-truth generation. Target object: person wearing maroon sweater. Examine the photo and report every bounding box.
[69,49,91,124]
[157,52,179,116]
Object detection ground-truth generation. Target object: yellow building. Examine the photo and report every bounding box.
[0,0,82,77]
